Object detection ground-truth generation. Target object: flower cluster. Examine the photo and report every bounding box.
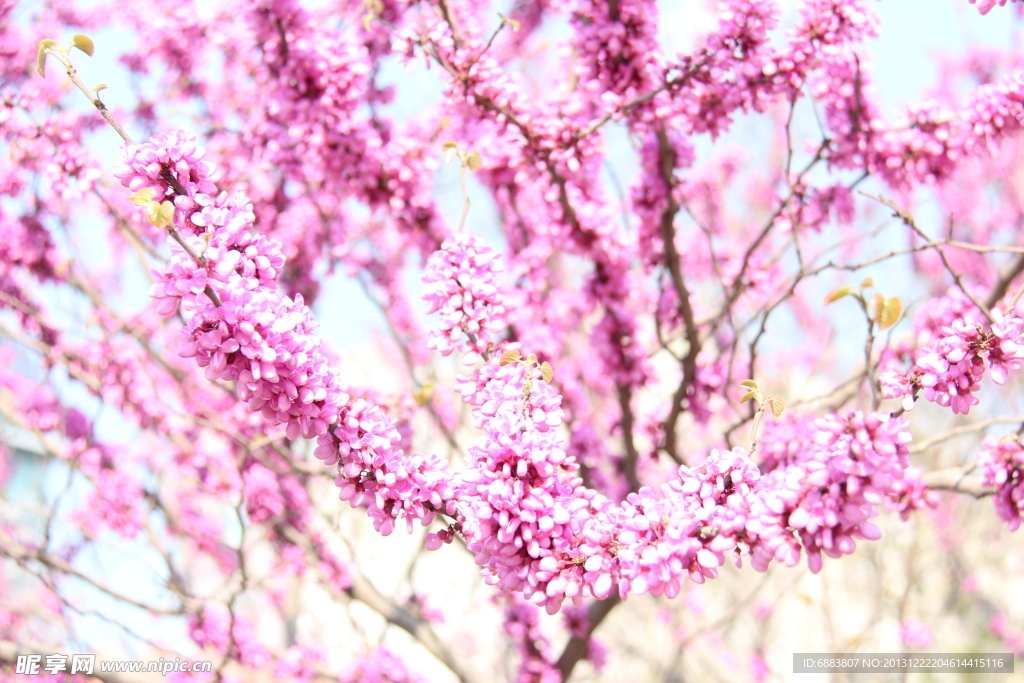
[73,468,144,540]
[776,182,856,234]
[242,462,285,525]
[501,595,560,683]
[755,414,817,474]
[340,648,424,683]
[672,0,782,137]
[823,67,1024,187]
[436,354,924,608]
[885,467,940,521]
[447,362,581,609]
[570,0,661,106]
[323,398,457,536]
[119,131,457,540]
[422,232,508,364]
[880,308,1024,414]
[272,645,325,682]
[60,125,953,620]
[445,391,919,611]
[12,0,1024,677]
[640,448,763,585]
[0,209,61,345]
[114,129,217,204]
[179,288,344,439]
[976,435,1024,531]
[241,0,448,264]
[187,603,231,653]
[746,411,913,574]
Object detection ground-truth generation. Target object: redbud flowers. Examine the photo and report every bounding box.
[422,231,508,365]
[977,436,1024,531]
[880,306,1024,415]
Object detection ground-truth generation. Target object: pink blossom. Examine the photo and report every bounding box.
[8,1,1024,672]
[900,620,934,649]
[970,0,1022,14]
[976,435,1024,531]
[879,291,1024,414]
[340,649,425,683]
[272,645,325,682]
[422,232,508,363]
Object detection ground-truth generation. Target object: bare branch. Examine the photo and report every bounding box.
[555,595,621,681]
[923,466,990,499]
[860,192,993,324]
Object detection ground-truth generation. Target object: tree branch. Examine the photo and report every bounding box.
[655,126,699,465]
[555,594,621,681]
[923,466,990,499]
[985,250,1024,310]
[616,384,641,492]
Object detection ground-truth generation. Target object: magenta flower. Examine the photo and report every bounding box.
[977,435,1024,531]
[900,620,934,649]
[423,231,508,364]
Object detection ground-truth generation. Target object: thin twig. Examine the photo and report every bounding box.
[861,192,994,324]
[458,162,470,231]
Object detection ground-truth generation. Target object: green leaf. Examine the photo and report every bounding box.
[859,277,874,290]
[156,201,175,227]
[146,200,174,228]
[768,395,784,417]
[465,150,482,171]
[498,13,521,31]
[129,188,157,206]
[441,141,458,165]
[824,285,853,306]
[740,390,759,404]
[499,349,521,366]
[36,39,56,78]
[539,361,553,383]
[878,296,902,330]
[413,383,434,406]
[72,34,94,57]
[739,379,758,389]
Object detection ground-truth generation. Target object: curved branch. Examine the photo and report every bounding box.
[655,126,699,465]
[0,539,184,616]
[278,527,484,683]
[923,466,991,499]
